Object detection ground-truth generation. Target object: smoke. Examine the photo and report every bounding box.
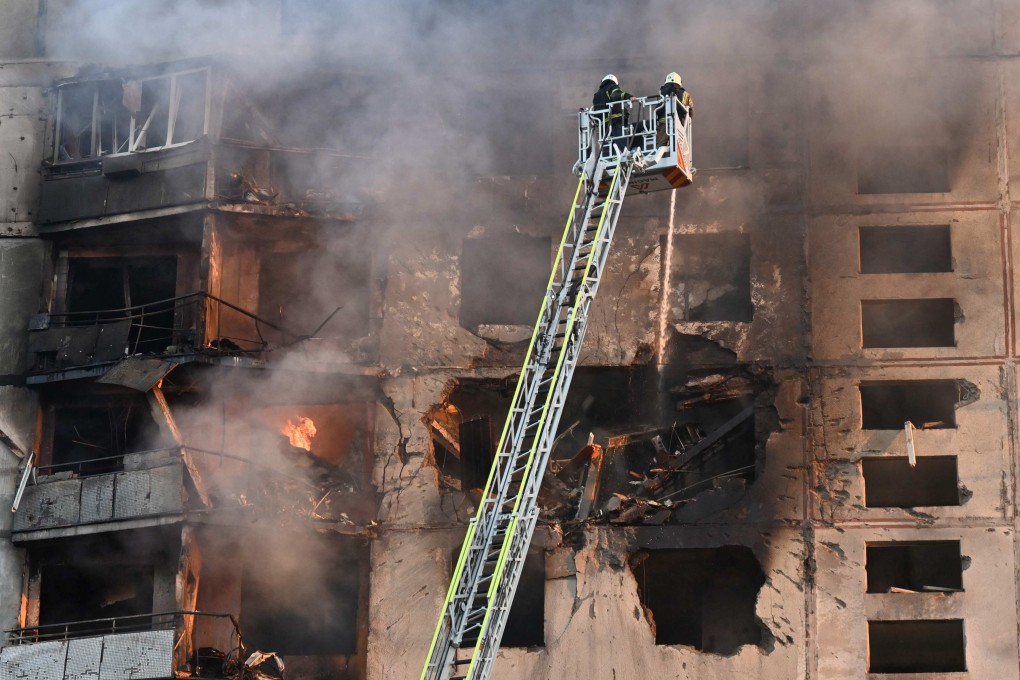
[30,0,1004,659]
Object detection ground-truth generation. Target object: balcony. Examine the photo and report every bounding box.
[13,444,375,540]
[26,292,279,384]
[13,448,188,537]
[1,612,243,680]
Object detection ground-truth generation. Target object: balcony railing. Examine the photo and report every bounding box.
[15,445,370,534]
[4,611,243,680]
[28,291,303,375]
[6,610,241,646]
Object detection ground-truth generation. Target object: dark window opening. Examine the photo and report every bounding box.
[866,541,963,593]
[66,256,178,354]
[458,417,496,491]
[452,549,545,649]
[49,401,164,476]
[858,145,950,194]
[460,235,550,329]
[862,456,960,508]
[241,532,365,656]
[39,564,154,635]
[498,549,545,648]
[860,380,959,430]
[632,546,766,653]
[859,226,952,274]
[861,299,956,348]
[668,233,753,322]
[868,620,966,673]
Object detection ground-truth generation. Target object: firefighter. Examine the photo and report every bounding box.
[657,72,694,148]
[592,74,638,154]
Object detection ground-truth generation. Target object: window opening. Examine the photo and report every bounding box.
[49,400,164,476]
[861,299,956,348]
[868,620,966,673]
[39,564,155,636]
[858,145,950,194]
[859,226,952,274]
[859,380,959,430]
[53,69,208,163]
[65,256,178,354]
[862,456,960,508]
[866,541,963,593]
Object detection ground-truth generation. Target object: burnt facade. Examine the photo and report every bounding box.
[1,2,1020,680]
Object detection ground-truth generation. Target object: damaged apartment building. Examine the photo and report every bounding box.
[2,1,1020,679]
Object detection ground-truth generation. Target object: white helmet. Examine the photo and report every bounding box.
[664,72,682,86]
[602,74,618,85]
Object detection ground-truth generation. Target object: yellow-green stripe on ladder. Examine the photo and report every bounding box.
[421,150,637,680]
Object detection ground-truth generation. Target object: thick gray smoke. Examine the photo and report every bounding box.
[32,0,999,660]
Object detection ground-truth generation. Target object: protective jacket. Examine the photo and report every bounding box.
[660,82,694,119]
[593,79,632,121]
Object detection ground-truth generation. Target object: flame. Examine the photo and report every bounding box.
[281,416,317,451]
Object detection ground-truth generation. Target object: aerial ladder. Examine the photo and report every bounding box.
[422,93,694,680]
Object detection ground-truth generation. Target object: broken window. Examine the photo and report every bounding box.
[862,456,960,508]
[866,541,963,593]
[861,299,956,348]
[859,225,952,274]
[631,546,766,653]
[460,235,551,330]
[52,69,208,163]
[859,380,959,430]
[46,398,165,476]
[39,565,155,635]
[868,620,966,673]
[241,532,366,656]
[64,256,179,355]
[668,233,753,322]
[858,145,950,194]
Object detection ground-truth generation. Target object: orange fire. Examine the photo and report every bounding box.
[282,416,317,451]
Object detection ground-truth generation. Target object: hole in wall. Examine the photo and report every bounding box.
[630,546,767,654]
[666,233,753,322]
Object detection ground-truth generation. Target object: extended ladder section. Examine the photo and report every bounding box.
[421,149,638,680]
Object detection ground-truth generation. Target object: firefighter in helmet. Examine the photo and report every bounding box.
[593,74,638,154]
[657,72,694,148]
